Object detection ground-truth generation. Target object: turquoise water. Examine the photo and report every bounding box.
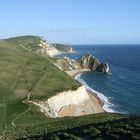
[59,45,140,114]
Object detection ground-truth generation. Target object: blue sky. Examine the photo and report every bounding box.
[0,0,140,44]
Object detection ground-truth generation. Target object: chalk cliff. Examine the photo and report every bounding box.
[37,37,74,57]
[29,86,100,118]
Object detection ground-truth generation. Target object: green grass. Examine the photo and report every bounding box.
[34,115,140,140]
[0,36,80,138]
[0,37,80,103]
[5,35,41,51]
[6,113,127,139]
[0,36,139,140]
[0,105,7,134]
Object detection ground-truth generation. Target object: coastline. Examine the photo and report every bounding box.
[58,88,104,117]
[65,69,105,114]
[54,52,105,114]
[74,72,115,113]
[29,85,104,118]
[66,68,90,78]
[29,54,105,118]
[87,91,104,112]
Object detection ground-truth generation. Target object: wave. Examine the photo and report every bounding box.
[75,73,116,113]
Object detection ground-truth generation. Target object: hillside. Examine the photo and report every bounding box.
[4,35,73,56]
[0,36,80,139]
[0,36,139,140]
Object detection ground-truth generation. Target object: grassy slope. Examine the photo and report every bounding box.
[0,36,139,139]
[5,35,41,51]
[0,36,80,138]
[0,37,80,102]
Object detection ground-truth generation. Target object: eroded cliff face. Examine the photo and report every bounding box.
[37,37,73,57]
[55,57,81,71]
[29,86,97,118]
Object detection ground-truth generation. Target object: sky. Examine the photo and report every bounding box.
[0,0,140,44]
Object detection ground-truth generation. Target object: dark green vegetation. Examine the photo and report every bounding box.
[51,43,72,52]
[0,36,140,140]
[42,115,140,140]
[6,113,129,139]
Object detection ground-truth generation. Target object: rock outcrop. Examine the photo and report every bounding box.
[35,37,109,74]
[54,54,109,74]
[78,54,109,74]
[55,57,81,71]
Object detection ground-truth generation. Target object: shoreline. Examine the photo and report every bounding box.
[87,91,104,112]
[66,68,90,78]
[72,70,105,112]
[58,69,105,117]
[74,72,116,113]
[30,85,104,118]
[87,89,106,112]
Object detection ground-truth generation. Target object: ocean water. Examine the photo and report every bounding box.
[58,45,140,114]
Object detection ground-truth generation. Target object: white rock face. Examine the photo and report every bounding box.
[37,40,60,57]
[30,86,90,118]
[37,39,73,57]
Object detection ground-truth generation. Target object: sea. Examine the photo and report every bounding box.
[57,45,140,114]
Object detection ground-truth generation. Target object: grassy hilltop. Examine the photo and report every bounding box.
[0,36,139,140]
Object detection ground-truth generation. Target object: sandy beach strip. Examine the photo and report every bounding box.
[58,69,105,117]
[66,68,90,78]
[87,91,104,113]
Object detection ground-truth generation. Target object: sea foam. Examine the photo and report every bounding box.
[75,73,116,113]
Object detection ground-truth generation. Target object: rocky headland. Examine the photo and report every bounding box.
[54,54,109,77]
[26,36,110,118]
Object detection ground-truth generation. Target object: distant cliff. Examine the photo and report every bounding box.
[38,39,74,56]
[5,35,74,57]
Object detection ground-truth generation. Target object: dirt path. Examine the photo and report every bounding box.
[10,43,70,129]
[18,43,31,52]
[11,106,31,127]
[11,43,40,127]
[0,43,57,139]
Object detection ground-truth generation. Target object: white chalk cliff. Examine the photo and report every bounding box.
[29,86,97,118]
[37,37,73,57]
